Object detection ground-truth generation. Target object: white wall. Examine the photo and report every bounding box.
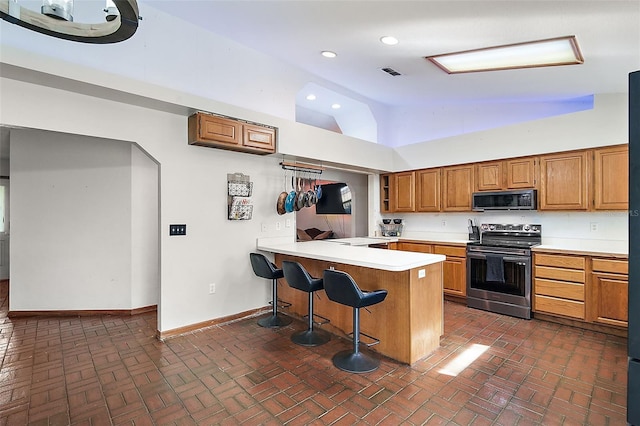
[392,94,627,171]
[0,71,384,332]
[10,129,133,310]
[131,145,159,309]
[386,211,628,244]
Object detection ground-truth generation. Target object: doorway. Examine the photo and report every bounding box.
[0,178,9,280]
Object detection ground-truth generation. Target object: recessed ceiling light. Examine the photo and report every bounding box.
[380,36,399,46]
[331,103,341,109]
[425,35,584,74]
[306,94,317,101]
[321,50,337,58]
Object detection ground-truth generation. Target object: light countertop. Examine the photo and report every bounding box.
[324,237,398,246]
[257,240,445,272]
[533,239,628,257]
[384,233,628,257]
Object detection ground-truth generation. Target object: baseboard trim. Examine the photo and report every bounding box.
[157,307,269,340]
[532,312,628,338]
[8,305,158,318]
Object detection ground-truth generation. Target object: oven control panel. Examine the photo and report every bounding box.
[480,223,541,233]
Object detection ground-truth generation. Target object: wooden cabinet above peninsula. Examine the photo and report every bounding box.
[188,112,276,155]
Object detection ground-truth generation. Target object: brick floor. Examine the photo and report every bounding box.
[0,280,627,425]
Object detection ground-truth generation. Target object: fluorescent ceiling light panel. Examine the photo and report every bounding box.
[426,36,583,74]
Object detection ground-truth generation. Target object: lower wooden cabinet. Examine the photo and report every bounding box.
[433,245,466,298]
[590,258,628,327]
[393,241,466,298]
[533,251,628,330]
[534,253,586,320]
[396,241,433,253]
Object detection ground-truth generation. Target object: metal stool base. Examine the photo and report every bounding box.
[257,314,292,328]
[291,328,330,347]
[332,350,380,373]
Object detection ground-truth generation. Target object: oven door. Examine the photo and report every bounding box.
[466,249,532,309]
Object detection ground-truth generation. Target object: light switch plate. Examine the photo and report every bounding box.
[169,224,186,236]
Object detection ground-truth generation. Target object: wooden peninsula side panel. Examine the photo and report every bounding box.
[275,254,443,364]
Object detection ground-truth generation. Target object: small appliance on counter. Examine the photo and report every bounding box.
[380,219,403,236]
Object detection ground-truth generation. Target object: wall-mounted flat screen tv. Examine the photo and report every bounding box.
[315,182,351,215]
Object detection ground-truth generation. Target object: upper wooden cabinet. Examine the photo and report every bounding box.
[188,112,276,155]
[593,145,629,210]
[394,171,416,212]
[539,151,590,210]
[506,158,537,189]
[442,165,474,211]
[380,174,392,213]
[416,168,441,212]
[476,161,503,191]
[380,144,626,214]
[476,157,537,191]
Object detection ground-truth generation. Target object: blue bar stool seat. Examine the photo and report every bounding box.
[282,260,330,346]
[250,253,292,328]
[323,269,388,373]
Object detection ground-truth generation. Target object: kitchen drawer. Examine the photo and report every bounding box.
[433,245,466,257]
[592,258,628,275]
[534,265,585,283]
[397,242,433,253]
[534,295,585,319]
[534,278,584,301]
[534,253,585,270]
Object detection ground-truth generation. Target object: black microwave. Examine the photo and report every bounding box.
[472,189,537,211]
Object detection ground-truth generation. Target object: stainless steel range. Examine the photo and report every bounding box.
[466,223,541,319]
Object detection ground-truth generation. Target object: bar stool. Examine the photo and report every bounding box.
[249,253,292,328]
[281,261,330,346]
[323,269,388,373]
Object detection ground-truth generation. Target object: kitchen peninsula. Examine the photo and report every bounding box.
[256,239,446,364]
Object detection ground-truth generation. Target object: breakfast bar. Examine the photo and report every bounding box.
[256,239,446,364]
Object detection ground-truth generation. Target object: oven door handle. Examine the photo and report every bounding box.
[467,253,530,263]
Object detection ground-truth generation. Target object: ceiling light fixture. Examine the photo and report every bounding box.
[0,0,140,44]
[331,103,341,109]
[321,50,337,58]
[425,35,584,74]
[306,94,317,101]
[380,36,398,46]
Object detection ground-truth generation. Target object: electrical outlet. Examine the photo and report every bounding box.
[590,222,599,232]
[261,223,268,232]
[276,221,282,231]
[285,219,292,228]
[209,283,216,294]
[441,220,447,227]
